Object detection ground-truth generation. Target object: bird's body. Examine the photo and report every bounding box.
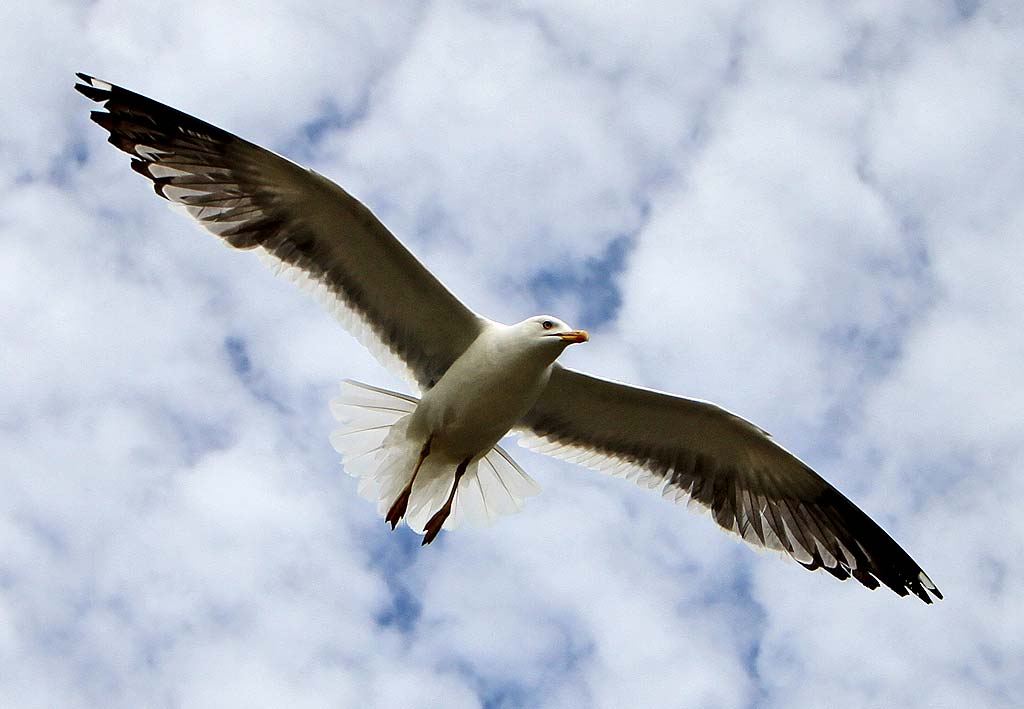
[409,319,561,460]
[76,73,942,602]
[336,316,586,541]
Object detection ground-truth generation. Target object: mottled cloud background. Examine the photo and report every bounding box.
[3,1,1022,707]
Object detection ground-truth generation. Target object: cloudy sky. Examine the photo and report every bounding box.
[3,1,1023,706]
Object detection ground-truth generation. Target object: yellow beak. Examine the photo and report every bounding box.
[559,330,590,344]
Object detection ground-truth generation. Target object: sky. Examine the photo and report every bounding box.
[2,1,1023,707]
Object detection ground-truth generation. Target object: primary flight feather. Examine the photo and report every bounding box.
[76,73,941,603]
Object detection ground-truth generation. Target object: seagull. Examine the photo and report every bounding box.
[76,73,942,603]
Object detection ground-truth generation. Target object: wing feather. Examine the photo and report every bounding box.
[520,365,941,603]
[76,73,483,390]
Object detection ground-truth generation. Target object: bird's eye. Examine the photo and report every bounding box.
[541,320,554,330]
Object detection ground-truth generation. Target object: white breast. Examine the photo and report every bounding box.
[409,323,555,459]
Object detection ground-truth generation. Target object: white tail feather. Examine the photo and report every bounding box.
[329,380,540,536]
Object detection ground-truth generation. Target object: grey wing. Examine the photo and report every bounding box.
[520,365,941,603]
[76,74,483,390]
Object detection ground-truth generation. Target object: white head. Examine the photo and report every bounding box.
[511,315,589,354]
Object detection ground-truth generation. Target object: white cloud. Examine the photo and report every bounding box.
[2,1,1022,707]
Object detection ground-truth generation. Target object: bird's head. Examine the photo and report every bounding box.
[516,315,589,349]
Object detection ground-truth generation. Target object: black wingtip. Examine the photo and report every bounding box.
[129,159,152,179]
[917,574,943,603]
[88,109,111,127]
[75,74,113,102]
[905,577,941,604]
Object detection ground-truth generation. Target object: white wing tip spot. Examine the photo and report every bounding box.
[83,75,112,91]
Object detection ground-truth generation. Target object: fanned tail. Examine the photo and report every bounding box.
[448,446,542,529]
[329,380,419,513]
[329,380,541,537]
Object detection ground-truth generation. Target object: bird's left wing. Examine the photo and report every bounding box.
[76,74,483,390]
[519,365,941,603]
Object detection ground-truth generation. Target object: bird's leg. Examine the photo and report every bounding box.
[385,437,432,530]
[422,457,470,546]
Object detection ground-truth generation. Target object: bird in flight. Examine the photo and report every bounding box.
[76,73,941,603]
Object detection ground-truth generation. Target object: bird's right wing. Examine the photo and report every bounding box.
[76,73,484,390]
[520,365,941,603]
